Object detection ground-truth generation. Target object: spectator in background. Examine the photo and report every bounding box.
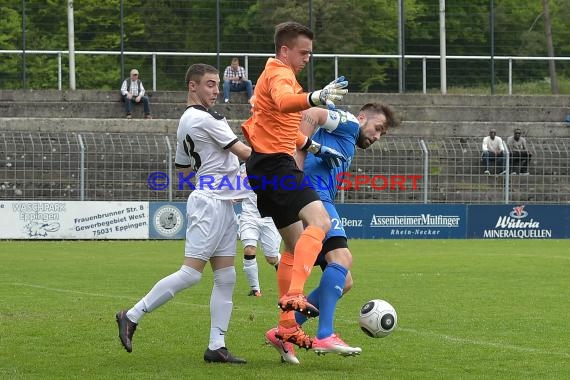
[481,128,505,175]
[223,58,253,103]
[507,128,532,175]
[120,68,152,119]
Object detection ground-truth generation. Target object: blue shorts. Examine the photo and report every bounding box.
[322,200,346,241]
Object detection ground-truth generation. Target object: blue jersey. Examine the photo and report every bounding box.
[303,110,360,203]
[303,110,360,242]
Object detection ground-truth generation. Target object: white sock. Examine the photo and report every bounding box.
[127,265,201,323]
[243,258,260,291]
[209,266,236,350]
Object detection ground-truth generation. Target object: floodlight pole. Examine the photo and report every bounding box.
[398,0,405,93]
[490,0,495,94]
[120,0,124,80]
[308,0,314,91]
[22,0,27,89]
[216,0,221,71]
[67,0,76,90]
[439,0,447,95]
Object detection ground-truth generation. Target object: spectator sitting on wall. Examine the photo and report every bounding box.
[507,128,532,175]
[120,68,152,119]
[222,58,253,103]
[481,128,505,175]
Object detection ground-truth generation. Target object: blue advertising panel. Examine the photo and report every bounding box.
[149,202,187,239]
[467,204,570,239]
[148,202,569,240]
[335,204,467,239]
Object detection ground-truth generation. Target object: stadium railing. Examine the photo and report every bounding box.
[2,50,570,94]
[1,131,568,204]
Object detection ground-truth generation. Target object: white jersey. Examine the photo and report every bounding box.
[175,105,249,200]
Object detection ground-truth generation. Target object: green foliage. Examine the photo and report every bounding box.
[0,4,21,49]
[426,74,570,95]
[1,0,569,92]
[0,3,22,88]
[1,239,570,378]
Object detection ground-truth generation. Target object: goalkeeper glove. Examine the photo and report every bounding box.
[305,139,346,167]
[309,76,348,108]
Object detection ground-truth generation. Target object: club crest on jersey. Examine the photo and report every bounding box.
[208,109,225,120]
[328,110,347,123]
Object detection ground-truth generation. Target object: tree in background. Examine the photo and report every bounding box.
[0,0,22,88]
[1,0,569,93]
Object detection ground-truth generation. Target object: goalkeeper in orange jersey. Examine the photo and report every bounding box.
[242,21,348,358]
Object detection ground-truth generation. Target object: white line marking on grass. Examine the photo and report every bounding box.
[14,282,569,359]
[398,327,570,358]
[12,282,135,300]
[477,253,570,261]
[11,282,206,309]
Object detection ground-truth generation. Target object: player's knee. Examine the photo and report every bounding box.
[322,217,332,232]
[314,215,331,232]
[265,255,279,266]
[213,266,236,287]
[317,206,333,231]
[301,204,331,232]
[178,265,203,289]
[243,245,257,257]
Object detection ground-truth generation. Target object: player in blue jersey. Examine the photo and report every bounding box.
[296,102,398,357]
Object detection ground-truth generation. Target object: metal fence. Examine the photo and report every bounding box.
[1,131,569,204]
[3,49,570,95]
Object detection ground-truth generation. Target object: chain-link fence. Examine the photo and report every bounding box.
[2,131,568,204]
[2,1,570,94]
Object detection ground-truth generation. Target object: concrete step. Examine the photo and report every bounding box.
[3,99,568,123]
[3,90,570,123]
[0,101,187,119]
[398,121,570,138]
[345,93,570,108]
[0,117,180,134]
[0,89,187,103]
[3,89,570,108]
[3,117,567,138]
[397,105,568,123]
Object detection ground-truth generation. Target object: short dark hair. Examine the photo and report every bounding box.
[514,128,522,134]
[274,21,314,54]
[185,63,218,87]
[359,102,399,130]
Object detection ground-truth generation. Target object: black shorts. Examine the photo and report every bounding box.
[314,236,349,271]
[245,151,320,229]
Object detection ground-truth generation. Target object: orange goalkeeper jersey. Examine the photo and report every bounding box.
[243,58,311,156]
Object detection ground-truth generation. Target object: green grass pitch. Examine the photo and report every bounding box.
[1,239,569,379]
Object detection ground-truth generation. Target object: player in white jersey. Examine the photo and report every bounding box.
[239,189,282,297]
[116,63,251,364]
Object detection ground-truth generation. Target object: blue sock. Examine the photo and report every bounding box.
[316,263,347,339]
[295,286,321,326]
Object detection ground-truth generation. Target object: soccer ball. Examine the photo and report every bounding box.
[359,299,397,338]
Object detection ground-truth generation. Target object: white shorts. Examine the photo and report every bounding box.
[185,192,238,260]
[238,214,281,258]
